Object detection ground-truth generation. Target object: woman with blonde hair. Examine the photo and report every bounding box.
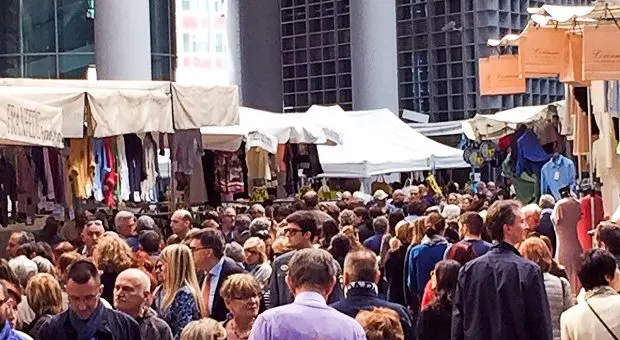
[384,220,412,305]
[159,244,205,340]
[411,216,427,246]
[23,273,63,338]
[519,237,572,340]
[93,235,133,305]
[341,225,363,250]
[180,318,226,340]
[242,238,271,292]
[219,274,261,340]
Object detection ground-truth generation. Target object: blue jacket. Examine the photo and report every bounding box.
[405,235,449,302]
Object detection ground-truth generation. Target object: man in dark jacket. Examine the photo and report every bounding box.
[37,260,141,340]
[114,269,172,340]
[189,228,245,321]
[537,195,557,256]
[451,200,552,340]
[269,211,343,308]
[331,249,414,340]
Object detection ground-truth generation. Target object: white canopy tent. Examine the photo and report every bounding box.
[200,107,343,153]
[0,94,64,148]
[463,101,565,141]
[0,78,239,138]
[312,106,469,178]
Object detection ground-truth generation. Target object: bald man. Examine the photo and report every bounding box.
[170,209,192,239]
[114,269,173,340]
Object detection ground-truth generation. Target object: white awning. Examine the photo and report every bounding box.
[0,78,239,138]
[464,101,565,140]
[0,94,63,148]
[408,120,465,137]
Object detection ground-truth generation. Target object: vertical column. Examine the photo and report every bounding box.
[94,0,152,80]
[350,0,399,114]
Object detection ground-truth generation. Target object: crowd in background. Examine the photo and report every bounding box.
[0,180,618,339]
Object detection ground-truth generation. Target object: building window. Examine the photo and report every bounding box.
[215,33,223,52]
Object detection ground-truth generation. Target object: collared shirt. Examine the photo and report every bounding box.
[249,292,366,340]
[204,257,225,314]
[540,155,576,200]
[0,320,25,340]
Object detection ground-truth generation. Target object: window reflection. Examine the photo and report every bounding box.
[22,0,55,53]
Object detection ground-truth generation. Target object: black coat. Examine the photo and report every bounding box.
[538,210,557,257]
[197,257,245,322]
[384,244,409,306]
[330,287,414,340]
[417,304,452,340]
[451,241,552,340]
[36,307,141,340]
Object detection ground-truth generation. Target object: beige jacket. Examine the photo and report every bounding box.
[561,286,620,340]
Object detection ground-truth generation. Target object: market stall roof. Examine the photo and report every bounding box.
[0,78,239,138]
[200,107,343,153]
[408,120,464,137]
[312,105,468,178]
[463,101,565,141]
[0,94,63,148]
[488,2,620,46]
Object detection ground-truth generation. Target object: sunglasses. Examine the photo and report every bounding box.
[283,228,304,235]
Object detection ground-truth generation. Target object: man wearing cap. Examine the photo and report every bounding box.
[373,190,389,209]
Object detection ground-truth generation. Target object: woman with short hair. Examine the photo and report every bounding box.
[242,238,271,292]
[356,307,404,340]
[92,235,133,305]
[180,318,226,340]
[23,273,63,337]
[520,237,572,340]
[219,274,261,340]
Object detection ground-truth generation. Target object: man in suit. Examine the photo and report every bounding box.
[188,228,245,321]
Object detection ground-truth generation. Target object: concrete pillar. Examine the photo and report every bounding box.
[94,0,152,80]
[350,0,399,114]
[228,0,283,112]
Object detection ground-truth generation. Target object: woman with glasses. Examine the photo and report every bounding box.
[159,244,205,340]
[219,274,261,340]
[242,238,271,293]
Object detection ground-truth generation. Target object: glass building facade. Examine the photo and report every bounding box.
[0,0,175,80]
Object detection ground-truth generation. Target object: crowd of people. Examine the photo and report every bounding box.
[0,182,618,339]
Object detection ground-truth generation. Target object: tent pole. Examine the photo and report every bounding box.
[587,86,595,235]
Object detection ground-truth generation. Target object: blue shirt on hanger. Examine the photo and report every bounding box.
[515,129,550,176]
[540,155,576,200]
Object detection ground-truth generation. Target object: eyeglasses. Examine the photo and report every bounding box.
[190,246,208,253]
[244,249,258,255]
[283,228,304,235]
[231,294,259,301]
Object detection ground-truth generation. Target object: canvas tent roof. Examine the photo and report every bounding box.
[0,78,239,138]
[312,106,468,178]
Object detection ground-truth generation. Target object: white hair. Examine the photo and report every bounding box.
[521,203,542,217]
[9,255,38,288]
[538,194,556,210]
[31,256,54,275]
[119,268,151,292]
[250,204,266,215]
[115,211,135,227]
[442,204,461,221]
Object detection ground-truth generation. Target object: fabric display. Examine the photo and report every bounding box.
[246,146,272,180]
[540,155,576,200]
[501,158,538,204]
[592,111,620,215]
[577,193,604,251]
[515,129,550,176]
[215,152,245,196]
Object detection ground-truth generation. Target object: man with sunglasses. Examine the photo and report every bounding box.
[269,211,343,308]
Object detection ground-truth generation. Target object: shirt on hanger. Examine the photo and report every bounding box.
[92,138,108,202]
[68,138,95,200]
[140,134,158,203]
[116,135,131,202]
[540,155,576,200]
[246,147,271,180]
[124,134,144,201]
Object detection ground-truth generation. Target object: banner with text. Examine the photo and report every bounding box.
[0,94,64,148]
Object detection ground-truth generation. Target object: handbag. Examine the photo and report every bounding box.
[371,175,392,195]
[586,299,619,340]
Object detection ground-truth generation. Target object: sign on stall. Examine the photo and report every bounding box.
[518,27,567,78]
[583,26,620,80]
[479,55,526,96]
[0,95,64,148]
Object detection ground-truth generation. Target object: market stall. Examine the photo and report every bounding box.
[312,105,468,178]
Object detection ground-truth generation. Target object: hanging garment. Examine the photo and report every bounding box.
[42,148,55,201]
[540,155,576,200]
[571,96,591,156]
[103,138,118,208]
[140,134,158,203]
[246,147,271,180]
[15,148,37,220]
[187,153,207,204]
[577,194,604,252]
[92,138,108,202]
[0,156,17,227]
[553,197,583,292]
[68,138,95,199]
[174,129,202,175]
[116,135,130,202]
[515,129,550,177]
[592,122,620,215]
[47,148,65,204]
[124,134,144,201]
[215,152,244,195]
[501,157,539,204]
[31,147,47,196]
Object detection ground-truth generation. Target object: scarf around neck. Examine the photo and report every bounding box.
[344,281,379,297]
[69,301,105,340]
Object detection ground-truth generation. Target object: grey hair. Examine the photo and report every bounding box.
[287,248,336,291]
[9,255,38,288]
[521,203,542,217]
[234,214,252,232]
[119,268,151,292]
[13,231,35,245]
[224,242,245,264]
[338,209,356,226]
[372,216,389,233]
[114,211,135,227]
[136,215,157,233]
[32,256,54,275]
[249,217,271,234]
[538,194,556,210]
[250,204,266,215]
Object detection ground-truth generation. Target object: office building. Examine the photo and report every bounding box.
[0,0,175,81]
